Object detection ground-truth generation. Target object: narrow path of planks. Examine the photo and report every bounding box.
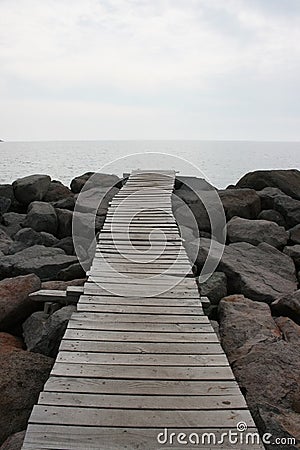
[22,170,263,449]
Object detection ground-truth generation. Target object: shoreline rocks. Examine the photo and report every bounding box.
[0,168,300,447]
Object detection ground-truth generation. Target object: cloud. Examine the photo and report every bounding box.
[0,0,300,139]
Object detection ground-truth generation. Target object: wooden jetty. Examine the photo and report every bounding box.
[22,170,263,449]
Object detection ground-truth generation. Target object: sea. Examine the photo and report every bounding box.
[1,140,300,189]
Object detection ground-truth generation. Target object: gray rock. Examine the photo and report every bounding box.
[0,198,11,215]
[71,172,120,193]
[52,196,75,211]
[0,430,26,450]
[178,225,197,242]
[273,195,300,228]
[237,169,300,200]
[289,224,300,245]
[271,290,300,325]
[56,208,73,238]
[23,305,76,357]
[43,180,73,202]
[227,216,289,248]
[0,274,41,331]
[258,209,286,227]
[218,294,300,448]
[58,263,85,281]
[0,230,13,254]
[219,188,261,220]
[12,174,51,205]
[0,245,77,281]
[283,245,300,268]
[0,184,14,201]
[257,187,287,210]
[53,236,74,255]
[196,239,297,304]
[24,201,57,235]
[200,272,227,305]
[8,228,59,254]
[1,212,26,237]
[74,186,119,215]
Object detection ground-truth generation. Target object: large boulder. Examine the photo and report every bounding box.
[0,274,41,331]
[74,186,119,215]
[0,198,11,215]
[289,224,300,245]
[257,209,286,227]
[23,305,76,357]
[257,187,287,210]
[237,169,300,200]
[0,346,53,445]
[196,239,297,303]
[8,228,59,254]
[283,245,300,269]
[70,172,120,194]
[219,295,300,448]
[51,196,75,211]
[1,213,26,237]
[271,290,300,325]
[0,333,23,353]
[219,188,261,220]
[200,272,227,305]
[58,263,86,281]
[0,230,13,254]
[0,246,77,281]
[43,180,73,202]
[53,236,74,255]
[0,185,14,202]
[227,216,288,248]
[0,430,26,450]
[55,208,73,238]
[12,174,51,205]
[23,201,57,235]
[273,195,300,228]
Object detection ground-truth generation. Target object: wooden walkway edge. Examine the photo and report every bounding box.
[22,170,264,449]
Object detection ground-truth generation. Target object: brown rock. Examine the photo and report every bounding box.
[219,188,261,220]
[0,350,53,445]
[43,180,73,202]
[271,290,300,325]
[219,294,300,448]
[0,274,41,331]
[275,316,300,343]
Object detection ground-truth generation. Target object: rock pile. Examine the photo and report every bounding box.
[174,169,300,449]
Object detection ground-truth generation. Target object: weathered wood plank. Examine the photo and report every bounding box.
[29,405,255,428]
[77,304,203,315]
[22,425,264,450]
[44,377,241,396]
[39,392,248,410]
[64,329,219,343]
[56,351,229,366]
[51,363,236,380]
[59,340,224,354]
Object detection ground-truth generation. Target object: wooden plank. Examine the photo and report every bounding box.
[66,313,205,323]
[44,377,242,396]
[59,340,224,354]
[39,392,248,410]
[77,294,202,306]
[51,362,235,381]
[64,329,219,343]
[56,351,229,366]
[29,405,255,427]
[76,304,203,315]
[22,425,265,450]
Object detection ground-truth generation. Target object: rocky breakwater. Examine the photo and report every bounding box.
[0,171,120,448]
[174,169,300,449]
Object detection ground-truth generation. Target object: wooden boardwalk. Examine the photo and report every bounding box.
[22,170,263,449]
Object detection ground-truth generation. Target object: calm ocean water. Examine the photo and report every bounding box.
[0,140,300,189]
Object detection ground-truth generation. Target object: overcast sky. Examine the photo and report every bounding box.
[1,0,300,141]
